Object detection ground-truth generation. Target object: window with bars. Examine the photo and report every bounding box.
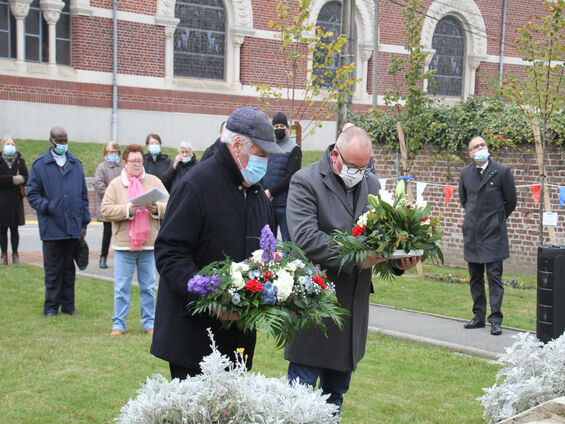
[429,16,465,97]
[174,0,225,80]
[313,1,341,88]
[0,1,16,59]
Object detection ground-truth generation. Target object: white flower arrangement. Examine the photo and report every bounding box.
[116,330,339,424]
[479,331,565,423]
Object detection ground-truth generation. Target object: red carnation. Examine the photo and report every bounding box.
[262,270,274,281]
[352,225,365,237]
[245,279,264,293]
[312,275,327,290]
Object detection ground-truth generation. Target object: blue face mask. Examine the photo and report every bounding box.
[53,143,68,155]
[181,156,192,164]
[3,145,16,155]
[474,149,489,163]
[239,154,268,186]
[149,144,161,155]
[106,155,120,162]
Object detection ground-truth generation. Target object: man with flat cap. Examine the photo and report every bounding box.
[151,107,280,380]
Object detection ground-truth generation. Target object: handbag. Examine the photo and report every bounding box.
[16,159,26,198]
[74,237,89,270]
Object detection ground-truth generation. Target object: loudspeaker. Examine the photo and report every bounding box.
[537,245,565,343]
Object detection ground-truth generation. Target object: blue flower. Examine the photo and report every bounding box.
[260,225,277,262]
[248,270,261,280]
[231,293,241,305]
[261,281,278,305]
[187,274,221,296]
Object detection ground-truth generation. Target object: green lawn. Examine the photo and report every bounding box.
[0,265,500,423]
[14,138,324,178]
[371,264,536,331]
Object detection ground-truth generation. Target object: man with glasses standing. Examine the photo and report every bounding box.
[284,125,419,414]
[459,136,516,336]
[27,126,90,318]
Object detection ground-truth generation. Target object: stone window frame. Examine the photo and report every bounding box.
[421,0,488,101]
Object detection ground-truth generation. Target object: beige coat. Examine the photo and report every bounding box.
[101,170,168,250]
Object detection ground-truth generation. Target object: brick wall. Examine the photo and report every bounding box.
[372,144,565,274]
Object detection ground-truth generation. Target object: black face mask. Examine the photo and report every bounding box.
[274,129,286,140]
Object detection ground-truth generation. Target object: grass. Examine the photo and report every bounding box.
[1,265,500,423]
[371,264,537,331]
[14,138,324,177]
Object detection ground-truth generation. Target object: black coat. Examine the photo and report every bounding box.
[160,155,198,193]
[459,159,517,264]
[0,153,28,227]
[151,143,274,370]
[143,152,172,182]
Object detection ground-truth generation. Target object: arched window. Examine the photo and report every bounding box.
[429,16,465,97]
[174,0,225,80]
[313,1,341,88]
[0,0,16,59]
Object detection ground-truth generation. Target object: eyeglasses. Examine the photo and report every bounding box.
[126,159,144,164]
[470,142,486,151]
[336,147,370,176]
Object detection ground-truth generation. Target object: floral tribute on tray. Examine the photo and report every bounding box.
[331,180,444,279]
[187,225,349,348]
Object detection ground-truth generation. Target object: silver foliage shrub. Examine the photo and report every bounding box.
[116,330,339,424]
[478,331,565,423]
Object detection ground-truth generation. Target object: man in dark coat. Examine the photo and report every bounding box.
[27,126,90,318]
[200,121,226,162]
[143,133,172,182]
[160,141,198,193]
[263,112,302,241]
[151,107,281,380]
[459,136,517,336]
[285,126,419,413]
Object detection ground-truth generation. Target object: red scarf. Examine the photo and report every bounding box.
[125,170,150,251]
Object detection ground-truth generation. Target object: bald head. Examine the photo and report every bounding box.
[336,126,372,153]
[50,126,67,140]
[331,126,373,181]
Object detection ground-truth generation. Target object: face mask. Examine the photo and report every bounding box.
[106,155,120,162]
[474,149,489,163]
[148,144,161,155]
[238,154,268,186]
[182,156,192,164]
[3,145,16,155]
[53,143,68,155]
[274,128,286,140]
[339,166,364,187]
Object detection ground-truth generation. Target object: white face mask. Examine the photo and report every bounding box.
[338,165,365,187]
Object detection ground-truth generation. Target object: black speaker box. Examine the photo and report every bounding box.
[537,245,565,343]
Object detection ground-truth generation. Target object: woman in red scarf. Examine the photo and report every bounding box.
[101,145,169,337]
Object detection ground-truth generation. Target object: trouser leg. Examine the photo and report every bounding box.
[60,238,79,313]
[468,262,486,321]
[101,222,112,258]
[43,240,66,314]
[10,225,19,253]
[486,261,504,324]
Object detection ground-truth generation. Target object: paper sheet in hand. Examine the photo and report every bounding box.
[130,187,167,208]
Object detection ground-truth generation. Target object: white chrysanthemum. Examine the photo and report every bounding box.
[284,259,304,273]
[274,269,294,302]
[251,249,264,264]
[415,198,428,209]
[230,261,249,275]
[231,271,245,289]
[379,189,393,205]
[357,211,370,227]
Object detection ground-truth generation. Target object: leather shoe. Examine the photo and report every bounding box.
[463,317,485,329]
[491,322,502,336]
[99,256,108,269]
[110,329,123,336]
[45,312,57,318]
[63,310,80,317]
[12,252,19,264]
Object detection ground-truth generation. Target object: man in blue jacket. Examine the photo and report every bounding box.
[27,126,90,318]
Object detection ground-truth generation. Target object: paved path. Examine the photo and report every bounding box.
[16,222,528,361]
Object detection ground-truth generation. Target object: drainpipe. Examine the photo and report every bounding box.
[111,0,118,141]
[372,0,379,109]
[498,0,507,86]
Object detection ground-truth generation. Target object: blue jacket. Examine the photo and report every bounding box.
[27,149,90,241]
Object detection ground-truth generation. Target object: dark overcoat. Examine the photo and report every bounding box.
[160,154,198,193]
[284,145,380,372]
[459,158,517,264]
[0,153,28,227]
[143,152,172,182]
[150,143,274,370]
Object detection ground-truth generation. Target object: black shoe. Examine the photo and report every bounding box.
[1,253,7,265]
[99,256,108,269]
[45,312,57,318]
[62,310,80,317]
[12,252,19,265]
[491,322,502,336]
[463,317,485,329]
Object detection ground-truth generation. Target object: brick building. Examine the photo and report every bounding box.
[0,0,555,150]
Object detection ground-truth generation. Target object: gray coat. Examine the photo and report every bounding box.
[93,160,123,222]
[459,158,517,264]
[284,145,380,372]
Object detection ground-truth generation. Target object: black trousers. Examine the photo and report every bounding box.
[0,226,19,254]
[101,222,112,258]
[43,239,79,315]
[169,363,200,380]
[468,261,504,324]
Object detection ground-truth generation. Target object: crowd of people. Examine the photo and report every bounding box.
[0,106,516,418]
